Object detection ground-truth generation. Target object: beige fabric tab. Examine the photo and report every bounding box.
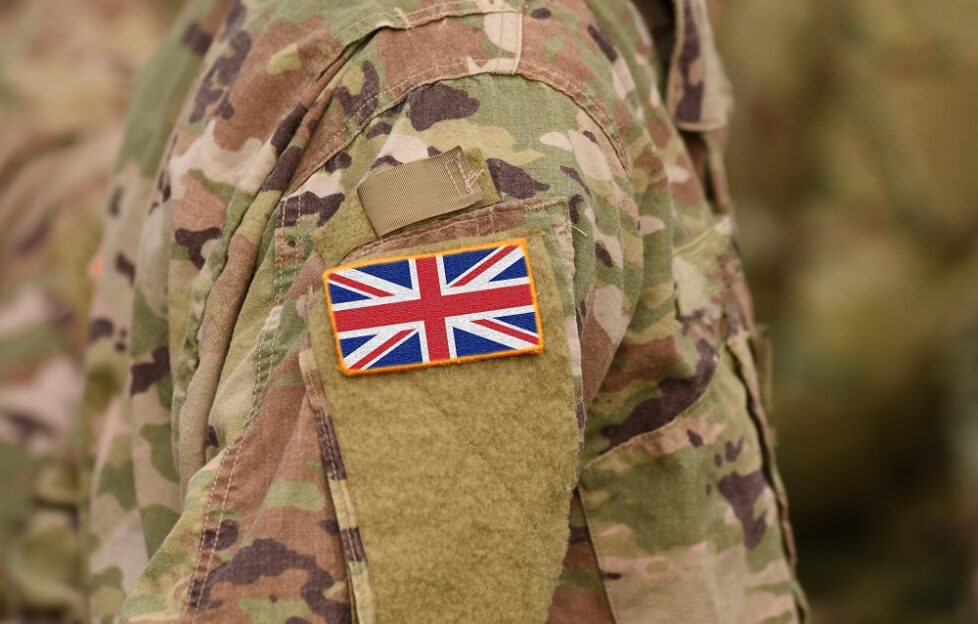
[357,146,490,236]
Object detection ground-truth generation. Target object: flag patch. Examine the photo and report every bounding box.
[323,239,544,375]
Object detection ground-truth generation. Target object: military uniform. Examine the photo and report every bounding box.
[0,0,171,619]
[80,0,805,622]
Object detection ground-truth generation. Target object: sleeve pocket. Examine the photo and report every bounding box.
[577,216,806,623]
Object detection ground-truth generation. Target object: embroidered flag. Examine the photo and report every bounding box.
[323,239,544,375]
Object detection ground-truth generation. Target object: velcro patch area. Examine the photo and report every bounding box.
[322,239,544,375]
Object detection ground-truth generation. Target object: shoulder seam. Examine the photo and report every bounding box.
[289,65,630,193]
[514,59,630,171]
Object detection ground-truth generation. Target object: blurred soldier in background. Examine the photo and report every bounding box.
[711,0,978,621]
[0,0,173,619]
[950,310,978,616]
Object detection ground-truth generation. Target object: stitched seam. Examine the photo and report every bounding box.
[512,4,524,75]
[516,59,628,169]
[190,437,244,622]
[179,442,234,623]
[495,8,505,74]
[301,343,370,610]
[310,381,355,560]
[298,57,626,190]
[443,157,466,197]
[187,205,284,621]
[326,1,511,51]
[462,167,482,194]
[183,274,282,621]
[238,206,283,431]
[247,247,279,426]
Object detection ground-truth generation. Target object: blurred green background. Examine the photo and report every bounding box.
[711,0,978,621]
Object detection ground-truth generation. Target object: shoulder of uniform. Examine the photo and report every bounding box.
[286,0,643,188]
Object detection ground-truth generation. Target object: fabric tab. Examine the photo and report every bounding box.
[357,147,492,236]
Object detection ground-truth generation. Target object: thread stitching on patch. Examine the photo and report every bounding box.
[443,155,466,197]
[462,162,483,194]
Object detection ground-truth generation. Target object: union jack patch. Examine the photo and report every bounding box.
[323,239,544,375]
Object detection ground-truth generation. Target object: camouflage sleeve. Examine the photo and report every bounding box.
[291,71,637,624]
[83,1,803,622]
[120,65,637,624]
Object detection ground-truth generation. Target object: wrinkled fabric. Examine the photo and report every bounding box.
[80,0,805,622]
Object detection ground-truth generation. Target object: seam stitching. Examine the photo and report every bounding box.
[180,442,233,623]
[516,59,628,168]
[462,167,482,194]
[186,201,285,621]
[296,56,627,190]
[326,1,509,51]
[443,157,466,197]
[190,437,244,622]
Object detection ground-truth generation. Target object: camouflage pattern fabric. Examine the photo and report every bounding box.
[0,0,172,620]
[80,0,804,622]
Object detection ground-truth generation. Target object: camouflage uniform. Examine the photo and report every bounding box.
[0,0,170,619]
[81,0,805,622]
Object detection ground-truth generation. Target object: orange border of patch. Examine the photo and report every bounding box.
[322,238,545,376]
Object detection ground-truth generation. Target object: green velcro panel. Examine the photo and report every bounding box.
[308,227,579,624]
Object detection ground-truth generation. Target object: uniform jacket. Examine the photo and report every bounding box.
[81,0,805,621]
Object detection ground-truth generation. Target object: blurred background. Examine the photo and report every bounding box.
[712,0,978,622]
[0,0,177,619]
[1,0,976,622]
